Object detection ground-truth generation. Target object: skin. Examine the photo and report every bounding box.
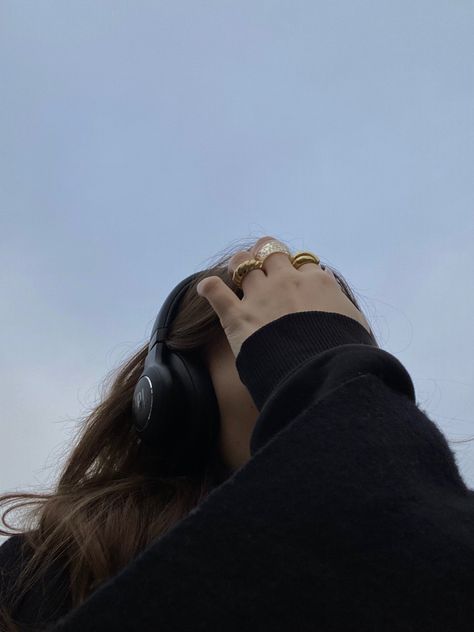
[200,235,373,472]
[202,328,259,471]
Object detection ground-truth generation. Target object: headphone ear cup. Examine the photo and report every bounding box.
[133,363,183,445]
[168,350,221,467]
[162,349,221,475]
[133,350,221,477]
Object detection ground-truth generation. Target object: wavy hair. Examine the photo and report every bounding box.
[0,236,378,631]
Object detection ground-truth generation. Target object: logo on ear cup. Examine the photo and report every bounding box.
[135,389,144,409]
[132,375,153,431]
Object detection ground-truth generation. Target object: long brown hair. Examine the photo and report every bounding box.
[0,236,378,631]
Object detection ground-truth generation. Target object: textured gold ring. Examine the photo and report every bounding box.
[254,240,292,262]
[231,258,263,289]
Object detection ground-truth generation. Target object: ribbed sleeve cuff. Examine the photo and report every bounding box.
[235,310,377,411]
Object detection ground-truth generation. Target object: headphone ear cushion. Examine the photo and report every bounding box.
[165,349,221,472]
[134,350,221,477]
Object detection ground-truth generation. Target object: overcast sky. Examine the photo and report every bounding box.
[1,1,473,541]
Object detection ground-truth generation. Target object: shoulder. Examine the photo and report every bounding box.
[0,534,30,591]
[0,533,31,612]
[0,533,72,627]
[0,533,27,554]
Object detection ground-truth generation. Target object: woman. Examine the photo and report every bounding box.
[1,235,473,631]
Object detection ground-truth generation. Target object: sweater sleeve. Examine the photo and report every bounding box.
[50,311,474,632]
[0,534,72,629]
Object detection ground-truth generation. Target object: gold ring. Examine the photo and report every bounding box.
[231,243,321,289]
[231,258,263,289]
[291,251,320,270]
[254,240,292,263]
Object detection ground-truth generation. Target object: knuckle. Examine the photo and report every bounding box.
[253,235,276,248]
[281,270,298,285]
[228,251,251,272]
[250,235,281,255]
[317,267,334,285]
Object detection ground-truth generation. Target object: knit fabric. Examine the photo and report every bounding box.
[1,310,473,631]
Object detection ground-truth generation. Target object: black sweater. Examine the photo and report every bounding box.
[2,310,474,631]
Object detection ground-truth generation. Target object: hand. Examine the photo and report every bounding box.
[196,236,373,359]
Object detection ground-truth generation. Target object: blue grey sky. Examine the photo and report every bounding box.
[1,1,473,532]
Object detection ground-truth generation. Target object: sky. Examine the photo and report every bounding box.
[1,1,473,540]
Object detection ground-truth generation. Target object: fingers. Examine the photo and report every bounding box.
[196,276,240,321]
[249,237,293,273]
[227,237,295,291]
[322,265,335,278]
[228,250,266,292]
[212,237,329,305]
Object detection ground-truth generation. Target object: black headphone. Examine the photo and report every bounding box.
[131,272,221,478]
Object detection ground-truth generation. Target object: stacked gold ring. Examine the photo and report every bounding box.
[231,241,321,289]
[291,251,321,269]
[231,258,264,289]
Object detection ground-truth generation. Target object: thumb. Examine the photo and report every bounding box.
[196,276,239,322]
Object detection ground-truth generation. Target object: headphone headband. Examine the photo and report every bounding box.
[147,273,199,352]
